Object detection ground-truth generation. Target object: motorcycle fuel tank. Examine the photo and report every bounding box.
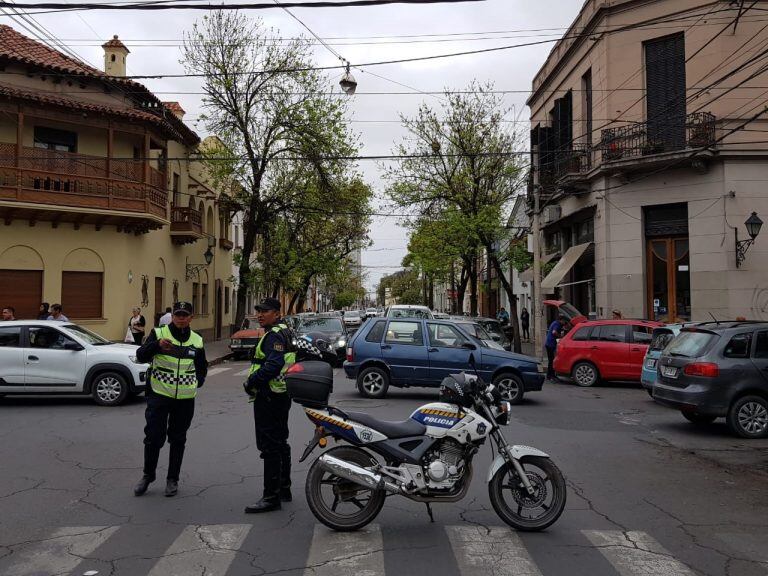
[410,402,491,441]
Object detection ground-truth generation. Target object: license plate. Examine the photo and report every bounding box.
[662,366,678,378]
[645,358,657,369]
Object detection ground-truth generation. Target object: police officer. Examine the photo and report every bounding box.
[244,297,296,513]
[133,301,208,497]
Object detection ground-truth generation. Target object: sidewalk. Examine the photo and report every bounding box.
[206,338,233,366]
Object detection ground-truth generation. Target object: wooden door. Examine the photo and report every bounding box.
[647,238,690,322]
[0,269,42,319]
[154,277,164,327]
[215,280,223,340]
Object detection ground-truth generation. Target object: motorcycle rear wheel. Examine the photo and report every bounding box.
[488,456,566,531]
[306,445,386,532]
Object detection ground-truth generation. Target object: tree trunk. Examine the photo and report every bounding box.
[486,244,522,354]
[428,275,434,309]
[287,291,300,314]
[456,262,469,315]
[469,259,478,317]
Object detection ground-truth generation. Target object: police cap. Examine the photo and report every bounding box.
[255,297,281,312]
[173,301,194,315]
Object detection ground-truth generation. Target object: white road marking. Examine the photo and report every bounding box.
[303,523,384,576]
[446,525,543,576]
[583,530,697,576]
[235,368,250,377]
[147,524,251,576]
[0,526,119,576]
[206,366,232,376]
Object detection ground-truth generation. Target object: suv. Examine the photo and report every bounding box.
[553,319,663,386]
[654,322,768,438]
[0,321,148,406]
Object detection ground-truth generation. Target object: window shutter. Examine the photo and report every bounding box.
[0,269,42,319]
[645,33,686,149]
[62,271,103,319]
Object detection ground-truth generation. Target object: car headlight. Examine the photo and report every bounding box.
[129,355,140,364]
[231,339,241,346]
[337,339,346,347]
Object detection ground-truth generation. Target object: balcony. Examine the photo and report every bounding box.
[0,144,168,233]
[170,205,203,245]
[599,112,716,170]
[219,237,234,251]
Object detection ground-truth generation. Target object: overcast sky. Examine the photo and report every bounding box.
[6,0,582,294]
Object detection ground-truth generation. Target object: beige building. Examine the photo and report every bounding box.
[528,0,768,347]
[0,26,235,341]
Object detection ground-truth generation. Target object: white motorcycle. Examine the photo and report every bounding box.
[285,360,566,532]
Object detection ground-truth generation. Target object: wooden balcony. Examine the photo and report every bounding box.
[170,205,203,245]
[219,237,234,251]
[0,144,168,233]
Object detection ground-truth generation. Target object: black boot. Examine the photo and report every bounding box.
[134,475,153,496]
[244,497,281,513]
[165,479,179,497]
[279,487,292,502]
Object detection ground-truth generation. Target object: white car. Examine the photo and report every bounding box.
[365,307,378,318]
[0,320,149,406]
[385,305,434,319]
[343,310,362,327]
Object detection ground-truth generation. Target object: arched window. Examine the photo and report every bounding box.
[110,54,116,62]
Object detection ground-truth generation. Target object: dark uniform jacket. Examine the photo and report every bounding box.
[137,324,208,396]
[246,324,289,395]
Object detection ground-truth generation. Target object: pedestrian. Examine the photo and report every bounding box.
[1,306,15,321]
[611,309,623,320]
[520,307,530,341]
[545,314,566,382]
[47,304,69,322]
[129,307,146,345]
[497,307,510,325]
[133,301,208,498]
[243,297,296,514]
[159,307,173,326]
[37,302,49,320]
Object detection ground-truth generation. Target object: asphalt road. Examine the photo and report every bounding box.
[0,361,766,576]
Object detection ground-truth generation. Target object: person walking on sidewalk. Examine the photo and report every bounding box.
[47,304,68,322]
[129,307,146,345]
[243,297,296,514]
[520,307,530,342]
[133,301,208,497]
[545,314,566,382]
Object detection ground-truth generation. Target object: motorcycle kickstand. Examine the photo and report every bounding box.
[425,503,435,523]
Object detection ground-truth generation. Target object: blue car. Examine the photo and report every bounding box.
[641,325,684,395]
[344,317,544,403]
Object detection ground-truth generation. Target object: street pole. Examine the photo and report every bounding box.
[532,185,543,360]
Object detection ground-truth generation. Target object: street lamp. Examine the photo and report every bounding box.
[185,242,214,280]
[736,211,763,267]
[339,63,357,95]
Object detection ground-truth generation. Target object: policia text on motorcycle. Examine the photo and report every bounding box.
[244,297,296,513]
[134,301,208,497]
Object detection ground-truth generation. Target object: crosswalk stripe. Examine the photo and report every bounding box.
[0,526,119,576]
[303,523,384,576]
[446,525,543,576]
[146,524,251,576]
[236,368,250,376]
[583,530,697,576]
[207,366,232,376]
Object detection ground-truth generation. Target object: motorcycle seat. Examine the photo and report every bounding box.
[345,411,426,439]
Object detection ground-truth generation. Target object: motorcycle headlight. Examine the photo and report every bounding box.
[337,339,346,347]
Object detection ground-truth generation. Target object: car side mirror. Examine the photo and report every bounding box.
[462,342,477,350]
[63,341,83,351]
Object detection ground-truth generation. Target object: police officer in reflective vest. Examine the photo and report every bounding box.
[134,301,208,497]
[243,297,296,513]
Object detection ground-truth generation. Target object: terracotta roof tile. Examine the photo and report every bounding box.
[163,101,185,115]
[102,35,130,53]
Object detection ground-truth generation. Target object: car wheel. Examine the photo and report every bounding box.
[727,395,768,439]
[493,373,525,405]
[572,362,599,387]
[91,371,129,406]
[357,367,389,399]
[681,411,717,424]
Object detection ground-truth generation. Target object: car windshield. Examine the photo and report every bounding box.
[478,319,503,335]
[665,331,717,358]
[346,311,360,318]
[649,329,676,352]
[299,317,343,333]
[62,324,111,345]
[390,308,430,318]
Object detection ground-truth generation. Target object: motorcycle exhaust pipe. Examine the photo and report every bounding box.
[318,454,402,493]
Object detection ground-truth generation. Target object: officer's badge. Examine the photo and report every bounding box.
[273,342,284,352]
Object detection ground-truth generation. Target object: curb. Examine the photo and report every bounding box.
[208,352,234,367]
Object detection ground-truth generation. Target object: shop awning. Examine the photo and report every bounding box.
[519,252,558,284]
[540,243,591,292]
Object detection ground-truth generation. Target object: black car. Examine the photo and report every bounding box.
[654,321,768,438]
[475,317,512,351]
[296,315,349,365]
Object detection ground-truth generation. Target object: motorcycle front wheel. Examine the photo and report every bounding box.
[306,445,386,532]
[488,456,566,531]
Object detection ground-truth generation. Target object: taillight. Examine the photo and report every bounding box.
[683,362,719,377]
[346,347,354,362]
[286,363,304,374]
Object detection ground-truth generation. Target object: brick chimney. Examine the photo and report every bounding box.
[102,35,129,77]
[163,101,186,120]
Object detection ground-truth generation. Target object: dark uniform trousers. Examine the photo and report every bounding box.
[143,393,195,482]
[253,390,291,498]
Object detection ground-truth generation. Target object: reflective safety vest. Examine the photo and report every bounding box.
[149,325,204,400]
[248,323,296,393]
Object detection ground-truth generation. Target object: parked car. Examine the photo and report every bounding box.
[343,310,363,328]
[640,324,687,395]
[475,317,512,351]
[365,307,378,319]
[432,311,450,319]
[384,305,434,319]
[297,315,349,365]
[229,316,266,360]
[553,319,663,386]
[447,317,506,350]
[0,321,148,406]
[544,299,588,326]
[653,321,768,438]
[344,317,544,403]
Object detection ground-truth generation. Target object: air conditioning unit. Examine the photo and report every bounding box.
[542,205,561,224]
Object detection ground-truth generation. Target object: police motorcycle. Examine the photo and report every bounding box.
[284,357,566,532]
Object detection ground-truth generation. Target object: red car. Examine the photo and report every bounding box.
[553,319,663,387]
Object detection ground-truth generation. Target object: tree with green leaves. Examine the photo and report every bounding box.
[183,11,356,327]
[384,82,527,352]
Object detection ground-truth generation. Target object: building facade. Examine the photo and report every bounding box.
[0,27,234,341]
[528,0,768,348]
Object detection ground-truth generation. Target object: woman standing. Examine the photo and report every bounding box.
[520,307,530,342]
[37,302,50,320]
[129,307,146,345]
